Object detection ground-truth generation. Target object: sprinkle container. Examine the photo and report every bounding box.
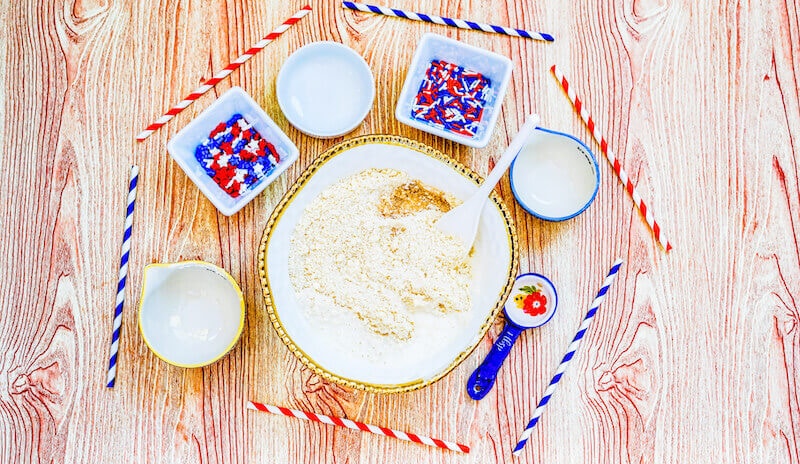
[167,87,299,216]
[395,33,513,148]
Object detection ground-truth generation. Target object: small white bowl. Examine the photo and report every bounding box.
[138,261,245,368]
[167,87,299,216]
[395,33,513,148]
[277,41,375,138]
[510,127,600,221]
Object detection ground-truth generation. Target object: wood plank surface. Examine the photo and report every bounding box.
[2,0,799,462]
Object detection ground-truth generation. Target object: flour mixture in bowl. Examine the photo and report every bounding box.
[288,168,473,345]
[260,135,518,392]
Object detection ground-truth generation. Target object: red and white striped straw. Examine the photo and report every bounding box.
[135,5,312,142]
[247,401,470,453]
[550,65,672,252]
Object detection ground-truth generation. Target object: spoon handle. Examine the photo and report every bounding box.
[473,114,540,200]
[466,322,524,400]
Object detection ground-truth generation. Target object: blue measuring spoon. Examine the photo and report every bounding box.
[466,273,558,400]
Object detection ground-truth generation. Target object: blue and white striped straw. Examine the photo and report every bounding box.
[106,165,140,388]
[512,258,624,455]
[342,2,554,42]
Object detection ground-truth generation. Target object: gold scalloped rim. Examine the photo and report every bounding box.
[257,134,519,394]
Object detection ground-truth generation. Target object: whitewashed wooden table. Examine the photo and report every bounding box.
[2,1,799,462]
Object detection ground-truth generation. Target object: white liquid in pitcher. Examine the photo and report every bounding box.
[512,142,597,218]
[141,267,242,365]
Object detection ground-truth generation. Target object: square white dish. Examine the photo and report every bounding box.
[167,87,299,216]
[395,33,513,148]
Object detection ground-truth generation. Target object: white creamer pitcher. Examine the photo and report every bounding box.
[138,261,245,368]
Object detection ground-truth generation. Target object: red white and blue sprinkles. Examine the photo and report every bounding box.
[411,60,492,137]
[194,114,281,198]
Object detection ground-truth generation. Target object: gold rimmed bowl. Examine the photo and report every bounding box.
[258,135,518,393]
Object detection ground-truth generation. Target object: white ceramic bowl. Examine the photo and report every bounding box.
[258,135,519,393]
[166,87,299,216]
[138,261,245,368]
[395,33,513,148]
[277,41,375,138]
[510,127,600,221]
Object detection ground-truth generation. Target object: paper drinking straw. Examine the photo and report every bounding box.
[247,401,470,453]
[135,6,312,141]
[512,258,624,455]
[106,165,140,388]
[550,65,672,252]
[342,2,554,42]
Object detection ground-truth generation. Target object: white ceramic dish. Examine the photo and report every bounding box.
[395,33,513,148]
[167,87,299,216]
[277,41,375,138]
[138,261,245,368]
[510,127,600,221]
[258,135,519,393]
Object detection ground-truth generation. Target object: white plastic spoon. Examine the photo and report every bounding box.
[436,114,540,248]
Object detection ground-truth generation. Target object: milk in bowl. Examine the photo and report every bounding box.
[510,127,599,221]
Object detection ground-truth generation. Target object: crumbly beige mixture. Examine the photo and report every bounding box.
[288,168,472,341]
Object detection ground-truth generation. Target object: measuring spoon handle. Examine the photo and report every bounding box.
[466,322,524,400]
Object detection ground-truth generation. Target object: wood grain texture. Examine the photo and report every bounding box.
[1,0,799,462]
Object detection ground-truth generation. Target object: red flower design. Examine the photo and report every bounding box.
[522,292,548,317]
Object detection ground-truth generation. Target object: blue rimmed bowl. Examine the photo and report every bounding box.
[510,127,599,221]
